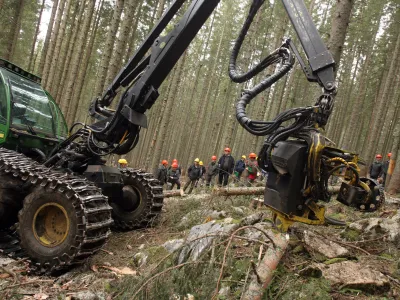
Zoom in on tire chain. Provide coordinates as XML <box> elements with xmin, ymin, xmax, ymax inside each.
<box><xmin>113</xmin><ymin>168</ymin><xmax>164</xmax><ymax>230</ymax></box>
<box><xmin>0</xmin><ymin>148</ymin><xmax>113</xmax><ymax>274</ymax></box>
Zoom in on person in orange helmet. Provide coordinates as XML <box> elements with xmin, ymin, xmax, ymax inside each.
<box><xmin>246</xmin><ymin>153</ymin><xmax>258</xmax><ymax>186</ymax></box>
<box><xmin>167</xmin><ymin>162</ymin><xmax>181</xmax><ymax>190</ymax></box>
<box><xmin>169</xmin><ymin>158</ymin><xmax>182</xmax><ymax>174</ymax></box>
<box><xmin>156</xmin><ymin>160</ymin><xmax>168</xmax><ymax>187</ymax></box>
<box><xmin>218</xmin><ymin>147</ymin><xmax>235</xmax><ymax>186</ymax></box>
<box><xmin>206</xmin><ymin>155</ymin><xmax>218</xmax><ymax>187</ymax></box>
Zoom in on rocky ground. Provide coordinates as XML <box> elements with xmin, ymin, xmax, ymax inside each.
<box><xmin>0</xmin><ymin>189</ymin><xmax>399</xmax><ymax>300</ymax></box>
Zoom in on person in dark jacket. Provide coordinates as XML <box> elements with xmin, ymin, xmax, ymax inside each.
<box><xmin>167</xmin><ymin>162</ymin><xmax>181</xmax><ymax>190</ymax></box>
<box><xmin>183</xmin><ymin>158</ymin><xmax>202</xmax><ymax>194</ymax></box>
<box><xmin>382</xmin><ymin>153</ymin><xmax>392</xmax><ymax>186</ymax></box>
<box><xmin>218</xmin><ymin>148</ymin><xmax>235</xmax><ymax>186</ymax></box>
<box><xmin>156</xmin><ymin>160</ymin><xmax>169</xmax><ymax>187</ymax></box>
<box><xmin>234</xmin><ymin>155</ymin><xmax>246</xmax><ymax>181</ymax></box>
<box><xmin>206</xmin><ymin>156</ymin><xmax>219</xmax><ymax>187</ymax></box>
<box><xmin>369</xmin><ymin>154</ymin><xmax>383</xmax><ymax>180</ymax></box>
<box><xmin>169</xmin><ymin>159</ymin><xmax>182</xmax><ymax>174</ymax></box>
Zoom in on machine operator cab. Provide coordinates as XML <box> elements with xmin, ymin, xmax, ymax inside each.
<box><xmin>0</xmin><ymin>59</ymin><xmax>68</xmax><ymax>161</ymax></box>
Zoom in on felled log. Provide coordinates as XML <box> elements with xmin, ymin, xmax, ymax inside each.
<box><xmin>163</xmin><ymin>189</ymin><xmax>185</xmax><ymax>198</ymax></box>
<box><xmin>163</xmin><ymin>186</ymin><xmax>340</xmax><ymax>198</ymax></box>
<box><xmin>242</xmin><ymin>232</ymin><xmax>289</xmax><ymax>299</ymax></box>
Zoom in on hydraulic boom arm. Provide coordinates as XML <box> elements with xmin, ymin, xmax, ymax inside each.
<box><xmin>82</xmin><ymin>0</ymin><xmax>336</xmax><ymax>158</ymax></box>
<box><xmin>46</xmin><ymin>0</ymin><xmax>338</xmax><ymax>180</ymax></box>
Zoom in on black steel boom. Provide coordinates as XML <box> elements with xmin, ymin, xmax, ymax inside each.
<box><xmin>84</xmin><ymin>0</ymin><xmax>336</xmax><ymax>156</ymax></box>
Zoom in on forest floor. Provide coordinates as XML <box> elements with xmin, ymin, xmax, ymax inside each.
<box><xmin>0</xmin><ymin>188</ymin><xmax>399</xmax><ymax>300</ymax></box>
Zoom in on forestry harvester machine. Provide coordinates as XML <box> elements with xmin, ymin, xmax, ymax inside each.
<box><xmin>0</xmin><ymin>0</ymin><xmax>383</xmax><ymax>273</ymax></box>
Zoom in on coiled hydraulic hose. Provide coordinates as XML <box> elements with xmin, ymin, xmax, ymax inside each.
<box><xmin>230</xmin><ymin>0</ymin><xmax>297</xmax><ymax>137</ymax></box>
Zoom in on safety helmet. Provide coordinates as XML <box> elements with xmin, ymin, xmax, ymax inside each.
<box><xmin>249</xmin><ymin>153</ymin><xmax>257</xmax><ymax>159</ymax></box>
<box><xmin>211</xmin><ymin>155</ymin><xmax>217</xmax><ymax>161</ymax></box>
<box><xmin>172</xmin><ymin>163</ymin><xmax>178</xmax><ymax>168</ymax></box>
<box><xmin>118</xmin><ymin>159</ymin><xmax>128</xmax><ymax>164</ymax></box>
<box><xmin>200</xmin><ymin>161</ymin><xmax>204</xmax><ymax>166</ymax></box>
<box><xmin>388</xmin><ymin>153</ymin><xmax>392</xmax><ymax>158</ymax></box>
<box><xmin>162</xmin><ymin>160</ymin><xmax>168</xmax><ymax>165</ymax></box>
<box><xmin>376</xmin><ymin>154</ymin><xmax>382</xmax><ymax>159</ymax></box>
<box><xmin>224</xmin><ymin>147</ymin><xmax>231</xmax><ymax>153</ymax></box>
<box><xmin>241</xmin><ymin>155</ymin><xmax>246</xmax><ymax>159</ymax></box>
<box><xmin>194</xmin><ymin>158</ymin><xmax>200</xmax><ymax>163</ymax></box>
<box><xmin>172</xmin><ymin>159</ymin><xmax>178</xmax><ymax>163</ymax></box>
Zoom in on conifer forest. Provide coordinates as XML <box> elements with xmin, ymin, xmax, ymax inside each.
<box><xmin>0</xmin><ymin>0</ymin><xmax>400</xmax><ymax>299</ymax></box>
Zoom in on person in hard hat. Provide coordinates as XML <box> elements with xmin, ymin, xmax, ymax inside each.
<box><xmin>183</xmin><ymin>158</ymin><xmax>202</xmax><ymax>194</ymax></box>
<box><xmin>169</xmin><ymin>159</ymin><xmax>182</xmax><ymax>174</ymax></box>
<box><xmin>118</xmin><ymin>158</ymin><xmax>128</xmax><ymax>169</ymax></box>
<box><xmin>382</xmin><ymin>153</ymin><xmax>392</xmax><ymax>186</ymax></box>
<box><xmin>156</xmin><ymin>160</ymin><xmax>169</xmax><ymax>187</ymax></box>
<box><xmin>234</xmin><ymin>155</ymin><xmax>246</xmax><ymax>181</ymax></box>
<box><xmin>206</xmin><ymin>156</ymin><xmax>219</xmax><ymax>187</ymax></box>
<box><xmin>167</xmin><ymin>162</ymin><xmax>181</xmax><ymax>190</ymax></box>
<box><xmin>369</xmin><ymin>154</ymin><xmax>383</xmax><ymax>180</ymax></box>
<box><xmin>246</xmin><ymin>153</ymin><xmax>258</xmax><ymax>186</ymax></box>
<box><xmin>218</xmin><ymin>148</ymin><xmax>235</xmax><ymax>187</ymax></box>
<box><xmin>196</xmin><ymin>161</ymin><xmax>207</xmax><ymax>187</ymax></box>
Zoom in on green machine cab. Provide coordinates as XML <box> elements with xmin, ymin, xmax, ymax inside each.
<box><xmin>0</xmin><ymin>59</ymin><xmax>68</xmax><ymax>161</ymax></box>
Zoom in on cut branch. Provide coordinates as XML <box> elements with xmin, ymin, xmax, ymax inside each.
<box><xmin>242</xmin><ymin>232</ymin><xmax>289</xmax><ymax>299</ymax></box>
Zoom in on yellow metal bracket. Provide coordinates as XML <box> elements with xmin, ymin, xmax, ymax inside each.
<box><xmin>269</xmin><ymin>200</ymin><xmax>326</xmax><ymax>232</ymax></box>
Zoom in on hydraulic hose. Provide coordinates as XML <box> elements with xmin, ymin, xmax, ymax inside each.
<box><xmin>229</xmin><ymin>0</ymin><xmax>296</xmax><ymax>137</ymax></box>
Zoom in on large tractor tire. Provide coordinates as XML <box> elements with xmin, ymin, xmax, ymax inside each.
<box><xmin>0</xmin><ymin>148</ymin><xmax>113</xmax><ymax>274</ymax></box>
<box><xmin>110</xmin><ymin>169</ymin><xmax>164</xmax><ymax>231</ymax></box>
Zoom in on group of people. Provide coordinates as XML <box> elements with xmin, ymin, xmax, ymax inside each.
<box><xmin>155</xmin><ymin>147</ymin><xmax>261</xmax><ymax>194</ymax></box>
<box><xmin>369</xmin><ymin>153</ymin><xmax>392</xmax><ymax>186</ymax></box>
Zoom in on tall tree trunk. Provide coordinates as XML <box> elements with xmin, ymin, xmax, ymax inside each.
<box><xmin>55</xmin><ymin>1</ymin><xmax>86</xmax><ymax>102</ymax></box>
<box><xmin>363</xmin><ymin>31</ymin><xmax>400</xmax><ymax>167</ymax></box>
<box><xmin>6</xmin><ymin>0</ymin><xmax>25</xmax><ymax>61</ymax></box>
<box><xmin>155</xmin><ymin>0</ymin><xmax>166</xmax><ymax>20</ymax></box>
<box><xmin>328</xmin><ymin>0</ymin><xmax>354</xmax><ymax>74</ymax></box>
<box><xmin>28</xmin><ymin>0</ymin><xmax>46</xmax><ymax>72</ymax></box>
<box><xmin>93</xmin><ymin>0</ymin><xmax>124</xmax><ymax>98</ymax></box>
<box><xmin>105</xmin><ymin>0</ymin><xmax>139</xmax><ymax>88</ymax></box>
<box><xmin>42</xmin><ymin>0</ymin><xmax>67</xmax><ymax>85</ymax></box>
<box><xmin>45</xmin><ymin>0</ymin><xmax>73</xmax><ymax>93</ymax></box>
<box><xmin>38</xmin><ymin>0</ymin><xmax>59</xmax><ymax>76</ymax></box>
<box><xmin>151</xmin><ymin>53</ymin><xmax>187</xmax><ymax>172</ymax></box>
<box><xmin>72</xmin><ymin>0</ymin><xmax>105</xmax><ymax>122</ymax></box>
<box><xmin>124</xmin><ymin>0</ymin><xmax>144</xmax><ymax>63</ymax></box>
<box><xmin>386</xmin><ymin>121</ymin><xmax>399</xmax><ymax>189</ymax></box>
<box><xmin>61</xmin><ymin>0</ymin><xmax>96</xmax><ymax>123</ymax></box>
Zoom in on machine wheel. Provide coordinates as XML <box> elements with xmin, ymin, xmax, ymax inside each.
<box><xmin>0</xmin><ymin>148</ymin><xmax>113</xmax><ymax>274</ymax></box>
<box><xmin>111</xmin><ymin>169</ymin><xmax>164</xmax><ymax>231</ymax></box>
<box><xmin>357</xmin><ymin>177</ymin><xmax>385</xmax><ymax>212</ymax></box>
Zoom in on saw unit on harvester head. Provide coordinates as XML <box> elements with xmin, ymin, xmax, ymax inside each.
<box><xmin>0</xmin><ymin>0</ymin><xmax>383</xmax><ymax>273</ymax></box>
